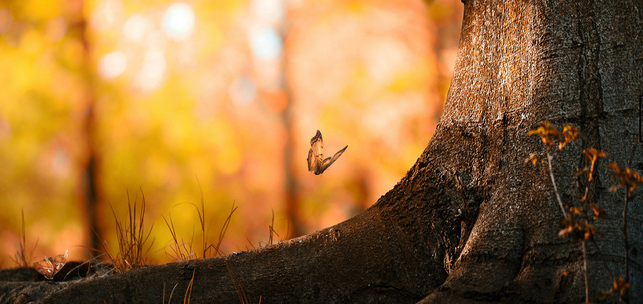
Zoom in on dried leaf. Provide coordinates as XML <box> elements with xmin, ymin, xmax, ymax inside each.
<box><xmin>582</xmin><ymin>148</ymin><xmax>606</xmax><ymax>181</ymax></box>
<box><xmin>559</xmin><ymin>125</ymin><xmax>579</xmax><ymax>150</ymax></box>
<box><xmin>590</xmin><ymin>203</ymin><xmax>606</xmax><ymax>220</ymax></box>
<box><xmin>576</xmin><ymin>167</ymin><xmax>590</xmax><ymax>176</ymax></box>
<box><xmin>570</xmin><ymin>207</ymin><xmax>582</xmax><ymax>215</ymax></box>
<box><xmin>528</xmin><ymin>121</ymin><xmax>558</xmax><ymax>150</ymax></box>
<box><xmin>607</xmin><ymin>162</ymin><xmax>643</xmax><ymax>195</ymax></box>
<box><xmin>525</xmin><ymin>153</ymin><xmax>540</xmax><ymax>166</ymax></box>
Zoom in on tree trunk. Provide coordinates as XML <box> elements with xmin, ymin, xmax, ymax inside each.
<box><xmin>74</xmin><ymin>1</ymin><xmax>104</xmax><ymax>252</ymax></box>
<box><xmin>2</xmin><ymin>0</ymin><xmax>642</xmax><ymax>303</ymax></box>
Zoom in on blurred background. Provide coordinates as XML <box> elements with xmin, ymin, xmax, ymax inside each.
<box><xmin>0</xmin><ymin>0</ymin><xmax>462</xmax><ymax>265</ymax></box>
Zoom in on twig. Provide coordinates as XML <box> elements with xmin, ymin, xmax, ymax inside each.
<box><xmin>622</xmin><ymin>191</ymin><xmax>630</xmax><ymax>304</ymax></box>
<box><xmin>582</xmin><ymin>240</ymin><xmax>589</xmax><ymax>303</ymax></box>
<box><xmin>623</xmin><ymin>144</ymin><xmax>636</xmax><ymax>304</ymax></box>
<box><xmin>546</xmin><ymin>151</ymin><xmax>566</xmax><ymax>216</ymax></box>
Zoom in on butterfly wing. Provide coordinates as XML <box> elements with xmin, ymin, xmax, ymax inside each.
<box><xmin>50</xmin><ymin>249</ymin><xmax>69</xmax><ymax>274</ymax></box>
<box><xmin>319</xmin><ymin>145</ymin><xmax>348</xmax><ymax>174</ymax></box>
<box><xmin>33</xmin><ymin>249</ymin><xmax>68</xmax><ymax>280</ymax></box>
<box><xmin>307</xmin><ymin>147</ymin><xmax>314</xmax><ymax>172</ymax></box>
<box><xmin>311</xmin><ymin>130</ymin><xmax>324</xmax><ymax>157</ymax></box>
<box><xmin>34</xmin><ymin>257</ymin><xmax>55</xmax><ymax>280</ymax></box>
<box><xmin>308</xmin><ymin>130</ymin><xmax>324</xmax><ymax>173</ymax></box>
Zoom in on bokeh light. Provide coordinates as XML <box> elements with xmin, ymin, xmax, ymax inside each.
<box><xmin>98</xmin><ymin>51</ymin><xmax>127</xmax><ymax>79</ymax></box>
<box><xmin>229</xmin><ymin>76</ymin><xmax>256</xmax><ymax>105</ymax></box>
<box><xmin>0</xmin><ymin>0</ymin><xmax>463</xmax><ymax>266</ymax></box>
<box><xmin>91</xmin><ymin>0</ymin><xmax>123</xmax><ymax>32</ymax></box>
<box><xmin>163</xmin><ymin>2</ymin><xmax>195</xmax><ymax>42</ymax></box>
<box><xmin>249</xmin><ymin>26</ymin><xmax>282</xmax><ymax>60</ymax></box>
<box><xmin>123</xmin><ymin>14</ymin><xmax>152</xmax><ymax>42</ymax></box>
<box><xmin>137</xmin><ymin>50</ymin><xmax>166</xmax><ymax>90</ymax></box>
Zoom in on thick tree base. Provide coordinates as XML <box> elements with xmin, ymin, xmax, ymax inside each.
<box><xmin>2</xmin><ymin>0</ymin><xmax>642</xmax><ymax>302</ymax></box>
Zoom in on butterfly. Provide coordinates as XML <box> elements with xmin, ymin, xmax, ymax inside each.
<box><xmin>307</xmin><ymin>130</ymin><xmax>348</xmax><ymax>175</ymax></box>
<box><xmin>33</xmin><ymin>249</ymin><xmax>68</xmax><ymax>280</ymax></box>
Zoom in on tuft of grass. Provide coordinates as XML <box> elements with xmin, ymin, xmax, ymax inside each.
<box><xmin>267</xmin><ymin>210</ymin><xmax>280</xmax><ymax>247</ymax></box>
<box><xmin>207</xmin><ymin>201</ymin><xmax>238</xmax><ymax>257</ymax></box>
<box><xmin>161</xmin><ymin>214</ymin><xmax>196</xmax><ymax>261</ymax></box>
<box><xmin>99</xmin><ymin>190</ymin><xmax>154</xmax><ymax>273</ymax></box>
<box><xmin>194</xmin><ymin>183</ymin><xmax>210</xmax><ymax>258</ymax></box>
<box><xmin>261</xmin><ymin>210</ymin><xmax>282</xmax><ymax>248</ymax></box>
<box><xmin>245</xmin><ymin>210</ymin><xmax>285</xmax><ymax>250</ymax></box>
<box><xmin>162</xmin><ymin>198</ymin><xmax>238</xmax><ymax>262</ymax></box>
<box><xmin>190</xmin><ymin>180</ymin><xmax>237</xmax><ymax>258</ymax></box>
<box><xmin>10</xmin><ymin>210</ymin><xmax>38</xmax><ymax>268</ymax></box>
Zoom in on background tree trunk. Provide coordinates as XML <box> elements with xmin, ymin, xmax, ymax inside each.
<box><xmin>2</xmin><ymin>0</ymin><xmax>642</xmax><ymax>303</ymax></box>
<box><xmin>73</xmin><ymin>0</ymin><xmax>104</xmax><ymax>252</ymax></box>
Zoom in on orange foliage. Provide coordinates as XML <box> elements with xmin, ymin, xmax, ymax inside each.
<box><xmin>0</xmin><ymin>0</ymin><xmax>462</xmax><ymax>266</ymax></box>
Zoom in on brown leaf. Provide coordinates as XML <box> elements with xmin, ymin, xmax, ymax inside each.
<box><xmin>590</xmin><ymin>203</ymin><xmax>606</xmax><ymax>220</ymax></box>
<box><xmin>525</xmin><ymin>153</ymin><xmax>540</xmax><ymax>166</ymax></box>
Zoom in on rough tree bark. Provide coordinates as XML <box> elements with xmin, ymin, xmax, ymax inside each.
<box><xmin>2</xmin><ymin>0</ymin><xmax>642</xmax><ymax>303</ymax></box>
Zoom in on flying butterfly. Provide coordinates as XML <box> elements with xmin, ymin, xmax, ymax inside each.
<box><xmin>307</xmin><ymin>130</ymin><xmax>348</xmax><ymax>175</ymax></box>
<box><xmin>33</xmin><ymin>249</ymin><xmax>68</xmax><ymax>280</ymax></box>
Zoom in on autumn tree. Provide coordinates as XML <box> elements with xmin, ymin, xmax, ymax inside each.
<box><xmin>3</xmin><ymin>0</ymin><xmax>642</xmax><ymax>303</ymax></box>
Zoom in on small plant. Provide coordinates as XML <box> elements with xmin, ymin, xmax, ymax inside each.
<box><xmin>99</xmin><ymin>190</ymin><xmax>154</xmax><ymax>273</ymax></box>
<box><xmin>210</xmin><ymin>201</ymin><xmax>238</xmax><ymax>257</ymax></box>
<box><xmin>244</xmin><ymin>210</ymin><xmax>284</xmax><ymax>250</ymax></box>
<box><xmin>266</xmin><ymin>210</ymin><xmax>280</xmax><ymax>247</ymax></box>
<box><xmin>603</xmin><ymin>162</ymin><xmax>642</xmax><ymax>303</ymax></box>
<box><xmin>528</xmin><ymin>122</ymin><xmax>612</xmax><ymax>303</ymax></box>
<box><xmin>162</xmin><ymin>214</ymin><xmax>196</xmax><ymax>261</ymax></box>
<box><xmin>527</xmin><ymin>121</ymin><xmax>580</xmax><ymax>216</ymax></box>
<box><xmin>10</xmin><ymin>210</ymin><xmax>38</xmax><ymax>268</ymax></box>
<box><xmin>162</xmin><ymin>197</ymin><xmax>238</xmax><ymax>261</ymax></box>
<box><xmin>260</xmin><ymin>210</ymin><xmax>281</xmax><ymax>248</ymax></box>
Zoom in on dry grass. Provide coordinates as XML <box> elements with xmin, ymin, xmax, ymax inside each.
<box><xmin>10</xmin><ymin>210</ymin><xmax>38</xmax><ymax>268</ymax></box>
<box><xmin>245</xmin><ymin>210</ymin><xmax>283</xmax><ymax>250</ymax></box>
<box><xmin>162</xmin><ymin>195</ymin><xmax>238</xmax><ymax>261</ymax></box>
<box><xmin>209</xmin><ymin>201</ymin><xmax>238</xmax><ymax>257</ymax></box>
<box><xmin>98</xmin><ymin>190</ymin><xmax>154</xmax><ymax>273</ymax></box>
<box><xmin>267</xmin><ymin>210</ymin><xmax>280</xmax><ymax>247</ymax></box>
<box><xmin>162</xmin><ymin>282</ymin><xmax>179</xmax><ymax>304</ymax></box>
<box><xmin>183</xmin><ymin>269</ymin><xmax>196</xmax><ymax>304</ymax></box>
<box><xmin>161</xmin><ymin>214</ymin><xmax>196</xmax><ymax>261</ymax></box>
<box><xmin>161</xmin><ymin>268</ymin><xmax>196</xmax><ymax>304</ymax></box>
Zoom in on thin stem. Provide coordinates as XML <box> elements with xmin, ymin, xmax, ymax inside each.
<box><xmin>623</xmin><ymin>191</ymin><xmax>630</xmax><ymax>304</ymax></box>
<box><xmin>622</xmin><ymin>143</ymin><xmax>635</xmax><ymax>304</ymax></box>
<box><xmin>546</xmin><ymin>151</ymin><xmax>566</xmax><ymax>217</ymax></box>
<box><xmin>581</xmin><ymin>186</ymin><xmax>589</xmax><ymax>205</ymax></box>
<box><xmin>582</xmin><ymin>240</ymin><xmax>589</xmax><ymax>304</ymax></box>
